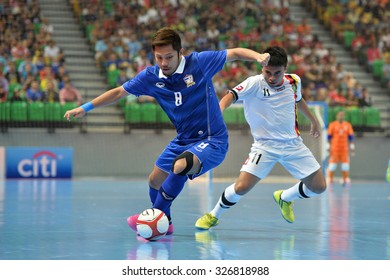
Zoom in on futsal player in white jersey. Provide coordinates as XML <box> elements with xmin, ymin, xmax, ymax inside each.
<box><xmin>64</xmin><ymin>27</ymin><xmax>270</xmax><ymax>236</ymax></box>
<box><xmin>196</xmin><ymin>46</ymin><xmax>327</xmax><ymax>228</ymax></box>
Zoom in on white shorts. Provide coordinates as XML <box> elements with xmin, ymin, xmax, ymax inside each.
<box><xmin>240</xmin><ymin>137</ymin><xmax>321</xmax><ymax>180</ymax></box>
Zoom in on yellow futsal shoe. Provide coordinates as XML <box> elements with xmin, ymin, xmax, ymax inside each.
<box><xmin>273</xmin><ymin>190</ymin><xmax>295</xmax><ymax>223</ymax></box>
<box><xmin>195</xmin><ymin>213</ymin><xmax>219</xmax><ymax>230</ymax></box>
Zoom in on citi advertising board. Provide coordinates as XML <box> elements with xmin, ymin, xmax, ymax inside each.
<box><xmin>5</xmin><ymin>147</ymin><xmax>73</xmax><ymax>178</ymax></box>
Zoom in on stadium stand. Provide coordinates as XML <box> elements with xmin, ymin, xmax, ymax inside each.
<box><xmin>303</xmin><ymin>0</ymin><xmax>389</xmax><ymax>132</ymax></box>
<box><xmin>1</xmin><ymin>0</ymin><xmax>388</xmax><ymax>135</ymax></box>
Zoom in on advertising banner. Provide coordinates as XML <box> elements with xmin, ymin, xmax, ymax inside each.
<box><xmin>5</xmin><ymin>147</ymin><xmax>73</xmax><ymax>179</ymax></box>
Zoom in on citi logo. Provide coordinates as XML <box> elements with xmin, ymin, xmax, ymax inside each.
<box><xmin>17</xmin><ymin>151</ymin><xmax>58</xmax><ymax>178</ymax></box>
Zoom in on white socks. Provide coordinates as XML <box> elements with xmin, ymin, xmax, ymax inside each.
<box><xmin>210</xmin><ymin>182</ymin><xmax>318</xmax><ymax>218</ymax></box>
<box><xmin>210</xmin><ymin>183</ymin><xmax>241</xmax><ymax>218</ymax></box>
<box><xmin>281</xmin><ymin>182</ymin><xmax>318</xmax><ymax>202</ymax></box>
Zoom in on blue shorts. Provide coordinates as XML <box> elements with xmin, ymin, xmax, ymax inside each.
<box><xmin>155</xmin><ymin>137</ymin><xmax>228</xmax><ymax>179</ymax></box>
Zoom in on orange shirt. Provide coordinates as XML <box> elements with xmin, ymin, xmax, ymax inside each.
<box><xmin>327</xmin><ymin>120</ymin><xmax>354</xmax><ymax>153</ymax></box>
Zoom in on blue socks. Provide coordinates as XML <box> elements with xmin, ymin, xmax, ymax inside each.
<box><xmin>152</xmin><ymin>172</ymin><xmax>187</xmax><ymax>220</ymax></box>
<box><xmin>149</xmin><ymin>186</ymin><xmax>158</xmax><ymax>204</ymax></box>
<box><xmin>149</xmin><ymin>186</ymin><xmax>171</xmax><ymax>219</ymax></box>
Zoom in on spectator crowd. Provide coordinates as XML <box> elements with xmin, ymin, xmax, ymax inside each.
<box><xmin>0</xmin><ymin>0</ymin><xmax>82</xmax><ymax>106</ymax></box>
<box><xmin>2</xmin><ymin>0</ymin><xmax>389</xmax><ymax>115</ymax></box>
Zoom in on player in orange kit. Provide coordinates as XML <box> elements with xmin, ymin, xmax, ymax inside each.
<box><xmin>327</xmin><ymin>110</ymin><xmax>355</xmax><ymax>186</ymax></box>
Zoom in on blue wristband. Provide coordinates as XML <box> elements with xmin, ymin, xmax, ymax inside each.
<box><xmin>81</xmin><ymin>102</ymin><xmax>94</xmax><ymax>112</ymax></box>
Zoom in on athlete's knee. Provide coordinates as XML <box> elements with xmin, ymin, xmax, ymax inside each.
<box><xmin>148</xmin><ymin>170</ymin><xmax>167</xmax><ymax>189</ymax></box>
<box><xmin>148</xmin><ymin>173</ymin><xmax>161</xmax><ymax>190</ymax></box>
<box><xmin>317</xmin><ymin>178</ymin><xmax>327</xmax><ymax>193</ymax></box>
<box><xmin>305</xmin><ymin>171</ymin><xmax>327</xmax><ymax>194</ymax></box>
<box><xmin>305</xmin><ymin>183</ymin><xmax>326</xmax><ymax>196</ymax></box>
<box><xmin>171</xmin><ymin>152</ymin><xmax>194</xmax><ymax>176</ymax></box>
<box><xmin>312</xmin><ymin>177</ymin><xmax>327</xmax><ymax>194</ymax></box>
<box><xmin>148</xmin><ymin>174</ymin><xmax>160</xmax><ymax>189</ymax></box>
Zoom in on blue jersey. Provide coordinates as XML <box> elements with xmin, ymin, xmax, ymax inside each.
<box><xmin>122</xmin><ymin>50</ymin><xmax>228</xmax><ymax>143</ymax></box>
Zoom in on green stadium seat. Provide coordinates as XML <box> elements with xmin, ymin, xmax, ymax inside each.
<box><xmin>140</xmin><ymin>103</ymin><xmax>157</xmax><ymax>123</ymax></box>
<box><xmin>61</xmin><ymin>102</ymin><xmax>78</xmax><ymax>117</ymax></box>
<box><xmin>14</xmin><ymin>58</ymin><xmax>25</xmax><ymax>69</ymax></box>
<box><xmin>28</xmin><ymin>102</ymin><xmax>45</xmax><ymax>121</ymax></box>
<box><xmin>223</xmin><ymin>107</ymin><xmax>238</xmax><ymax>125</ymax></box>
<box><xmin>343</xmin><ymin>31</ymin><xmax>355</xmax><ymax>49</ymax></box>
<box><xmin>118</xmin><ymin>97</ymin><xmax>127</xmax><ymax>109</ymax></box>
<box><xmin>298</xmin><ymin>111</ymin><xmax>311</xmax><ymax>126</ymax></box>
<box><xmin>343</xmin><ymin>108</ymin><xmax>351</xmax><ymax>123</ymax></box>
<box><xmin>372</xmin><ymin>59</ymin><xmax>384</xmax><ymax>80</ymax></box>
<box><xmin>328</xmin><ymin>106</ymin><xmax>343</xmax><ymax>123</ymax></box>
<box><xmin>239</xmin><ymin>41</ymin><xmax>250</xmax><ymax>48</ymax></box>
<box><xmin>45</xmin><ymin>102</ymin><xmax>62</xmax><ymax>121</ymax></box>
<box><xmin>85</xmin><ymin>24</ymin><xmax>95</xmax><ymax>42</ymax></box>
<box><xmin>287</xmin><ymin>63</ymin><xmax>297</xmax><ymax>73</ymax></box>
<box><xmin>300</xmin><ymin>107</ymin><xmax>319</xmax><ymax>127</ymax></box>
<box><xmin>10</xmin><ymin>101</ymin><xmax>28</xmax><ymax>121</ymax></box>
<box><xmin>327</xmin><ymin>107</ymin><xmax>335</xmax><ymax>123</ymax></box>
<box><xmin>156</xmin><ymin>106</ymin><xmax>170</xmax><ymax>124</ymax></box>
<box><xmin>363</xmin><ymin>107</ymin><xmax>381</xmax><ymax>128</ymax></box>
<box><xmin>236</xmin><ymin>106</ymin><xmax>246</xmax><ymax>125</ymax></box>
<box><xmin>124</xmin><ymin>103</ymin><xmax>141</xmax><ymax>123</ymax></box>
<box><xmin>0</xmin><ymin>102</ymin><xmax>11</xmax><ymax>121</ymax></box>
<box><xmin>107</xmin><ymin>69</ymin><xmax>121</xmax><ymax>88</ymax></box>
<box><xmin>7</xmin><ymin>83</ymin><xmax>22</xmax><ymax>99</ymax></box>
<box><xmin>244</xmin><ymin>16</ymin><xmax>256</xmax><ymax>33</ymax></box>
<box><xmin>33</xmin><ymin>22</ymin><xmax>41</xmax><ymax>35</ymax></box>
<box><xmin>347</xmin><ymin>107</ymin><xmax>364</xmax><ymax>127</ymax></box>
<box><xmin>103</xmin><ymin>0</ymin><xmax>113</xmax><ymax>13</ymax></box>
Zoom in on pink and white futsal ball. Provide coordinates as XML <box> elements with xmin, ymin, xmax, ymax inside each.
<box><xmin>136</xmin><ymin>208</ymin><xmax>169</xmax><ymax>241</ymax></box>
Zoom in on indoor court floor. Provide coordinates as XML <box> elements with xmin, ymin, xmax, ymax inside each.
<box><xmin>0</xmin><ymin>177</ymin><xmax>389</xmax><ymax>260</ymax></box>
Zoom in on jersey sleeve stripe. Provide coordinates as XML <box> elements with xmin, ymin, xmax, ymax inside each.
<box><xmin>229</xmin><ymin>89</ymin><xmax>239</xmax><ymax>103</ymax></box>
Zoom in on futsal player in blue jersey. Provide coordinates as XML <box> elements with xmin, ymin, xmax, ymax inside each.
<box><xmin>64</xmin><ymin>27</ymin><xmax>270</xmax><ymax>236</ymax></box>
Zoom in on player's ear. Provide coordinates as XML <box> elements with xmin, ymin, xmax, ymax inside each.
<box><xmin>179</xmin><ymin>48</ymin><xmax>184</xmax><ymax>56</ymax></box>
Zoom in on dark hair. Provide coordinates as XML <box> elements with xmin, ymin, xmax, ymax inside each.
<box><xmin>263</xmin><ymin>46</ymin><xmax>288</xmax><ymax>68</ymax></box>
<box><xmin>152</xmin><ymin>27</ymin><xmax>182</xmax><ymax>52</ymax></box>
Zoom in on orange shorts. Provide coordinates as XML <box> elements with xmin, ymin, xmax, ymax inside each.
<box><xmin>329</xmin><ymin>151</ymin><xmax>349</xmax><ymax>163</ymax></box>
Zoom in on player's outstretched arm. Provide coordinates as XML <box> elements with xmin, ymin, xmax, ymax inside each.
<box><xmin>64</xmin><ymin>86</ymin><xmax>128</xmax><ymax>121</ymax></box>
<box><xmin>297</xmin><ymin>99</ymin><xmax>321</xmax><ymax>138</ymax></box>
<box><xmin>226</xmin><ymin>48</ymin><xmax>270</xmax><ymax>66</ymax></box>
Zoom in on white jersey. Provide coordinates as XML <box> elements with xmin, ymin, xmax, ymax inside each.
<box><xmin>231</xmin><ymin>73</ymin><xmax>302</xmax><ymax>142</ymax></box>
